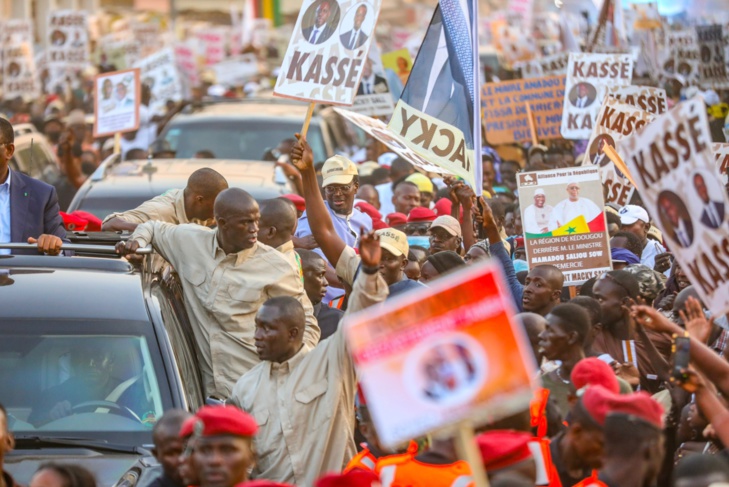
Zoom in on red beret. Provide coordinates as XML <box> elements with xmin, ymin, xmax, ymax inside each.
<box><xmin>314</xmin><ymin>470</ymin><xmax>380</xmax><ymax>487</ymax></box>
<box><xmin>60</xmin><ymin>211</ymin><xmax>88</xmax><ymax>232</ymax></box>
<box><xmin>385</xmin><ymin>212</ymin><xmax>407</xmax><ymax>227</ymax></box>
<box><xmin>235</xmin><ymin>481</ymin><xmax>296</xmax><ymax>487</ymax></box>
<box><xmin>281</xmin><ymin>194</ymin><xmax>306</xmax><ymax>212</ymax></box>
<box><xmin>476</xmin><ymin>430</ymin><xmax>533</xmax><ymax>471</ymax></box>
<box><xmin>515</xmin><ymin>237</ymin><xmax>525</xmax><ymax>249</ymax></box>
<box><xmin>355</xmin><ymin>201</ymin><xmax>382</xmax><ymax>221</ymax></box>
<box><xmin>371</xmin><ymin>218</ymin><xmax>389</xmax><ymax>230</ymax></box>
<box><xmin>70</xmin><ymin>211</ymin><xmax>102</xmax><ymax>231</ymax></box>
<box><xmin>433</xmin><ymin>198</ymin><xmax>464</xmax><ymax>220</ymax></box>
<box><xmin>571</xmin><ymin>358</ymin><xmax>620</xmax><ymax>394</ymax></box>
<box><xmin>180</xmin><ymin>406</ymin><xmax>258</xmax><ymax>439</ymax></box>
<box><xmin>408</xmin><ymin>206</ymin><xmax>437</xmax><ymax>223</ymax></box>
<box><xmin>580</xmin><ymin>385</ymin><xmax>618</xmax><ymax>426</ymax></box>
<box><xmin>607</xmin><ymin>391</ymin><xmax>664</xmax><ymax>428</ymax></box>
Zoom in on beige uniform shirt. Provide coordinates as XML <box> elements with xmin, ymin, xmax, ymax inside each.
<box><xmin>276</xmin><ymin>240</ymin><xmax>303</xmax><ymax>283</ymax></box>
<box><xmin>130</xmin><ymin>221</ymin><xmax>321</xmax><ymax>398</ymax></box>
<box><xmin>103</xmin><ymin>188</ymin><xmax>189</xmax><ymax>226</ymax></box>
<box><xmin>230</xmin><ymin>268</ymin><xmax>388</xmax><ymax>485</ymax></box>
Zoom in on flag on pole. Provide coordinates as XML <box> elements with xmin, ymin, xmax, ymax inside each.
<box><xmin>387</xmin><ymin>0</ymin><xmax>482</xmax><ymax>191</ymax></box>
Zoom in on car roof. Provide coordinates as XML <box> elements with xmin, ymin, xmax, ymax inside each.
<box><xmin>85</xmin><ymin>158</ymin><xmax>287</xmax><ymax>199</ymax></box>
<box><xmin>170</xmin><ymin>99</ymin><xmax>315</xmax><ymax>124</ymax></box>
<box><xmin>0</xmin><ymin>255</ymin><xmax>149</xmax><ymax>321</ymax></box>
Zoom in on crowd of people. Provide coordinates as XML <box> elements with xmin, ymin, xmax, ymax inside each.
<box><xmin>4</xmin><ymin>14</ymin><xmax>729</xmax><ymax>487</ymax></box>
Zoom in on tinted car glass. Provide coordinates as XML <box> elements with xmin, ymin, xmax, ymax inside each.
<box><xmin>76</xmin><ymin>196</ymin><xmax>151</xmax><ymax>220</ymax></box>
<box><xmin>163</xmin><ymin>120</ymin><xmax>327</xmax><ymax>162</ymax></box>
<box><xmin>1</xmin><ymin>319</ymin><xmax>171</xmax><ymax>444</ymax></box>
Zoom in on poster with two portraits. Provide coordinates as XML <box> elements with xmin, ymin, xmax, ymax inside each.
<box><xmin>621</xmin><ymin>97</ymin><xmax>729</xmax><ymax>316</ymax></box>
<box><xmin>93</xmin><ymin>68</ymin><xmax>141</xmax><ymax>138</ymax></box>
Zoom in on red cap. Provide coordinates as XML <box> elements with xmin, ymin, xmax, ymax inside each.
<box><xmin>371</xmin><ymin>218</ymin><xmax>389</xmax><ymax>230</ymax></box>
<box><xmin>571</xmin><ymin>358</ymin><xmax>620</xmax><ymax>394</ymax></box>
<box><xmin>476</xmin><ymin>430</ymin><xmax>533</xmax><ymax>471</ymax></box>
<box><xmin>314</xmin><ymin>470</ymin><xmax>380</xmax><ymax>487</ymax></box>
<box><xmin>70</xmin><ymin>211</ymin><xmax>102</xmax><ymax>232</ymax></box>
<box><xmin>607</xmin><ymin>391</ymin><xmax>664</xmax><ymax>428</ymax></box>
<box><xmin>355</xmin><ymin>201</ymin><xmax>382</xmax><ymax>221</ymax></box>
<box><xmin>515</xmin><ymin>237</ymin><xmax>525</xmax><ymax>249</ymax></box>
<box><xmin>281</xmin><ymin>194</ymin><xmax>305</xmax><ymax>212</ymax></box>
<box><xmin>235</xmin><ymin>482</ymin><xmax>297</xmax><ymax>487</ymax></box>
<box><xmin>580</xmin><ymin>385</ymin><xmax>619</xmax><ymax>426</ymax></box>
<box><xmin>179</xmin><ymin>406</ymin><xmax>258</xmax><ymax>439</ymax></box>
<box><xmin>433</xmin><ymin>198</ymin><xmax>464</xmax><ymax>220</ymax></box>
<box><xmin>407</xmin><ymin>206</ymin><xmax>437</xmax><ymax>223</ymax></box>
<box><xmin>60</xmin><ymin>211</ymin><xmax>88</xmax><ymax>232</ymax></box>
<box><xmin>386</xmin><ymin>212</ymin><xmax>407</xmax><ymax>227</ymax></box>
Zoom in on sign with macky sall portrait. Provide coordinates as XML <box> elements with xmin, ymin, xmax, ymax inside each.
<box><xmin>621</xmin><ymin>97</ymin><xmax>729</xmax><ymax>316</ymax></box>
<box><xmin>274</xmin><ymin>0</ymin><xmax>383</xmax><ymax>105</ymax></box>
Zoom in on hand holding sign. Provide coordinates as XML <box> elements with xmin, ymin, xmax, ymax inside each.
<box><xmin>291</xmin><ymin>133</ymin><xmax>314</xmax><ymax>172</ymax></box>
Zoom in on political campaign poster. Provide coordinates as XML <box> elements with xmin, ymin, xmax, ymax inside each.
<box><xmin>513</xmin><ymin>52</ymin><xmax>569</xmax><ymax>79</ymax></box>
<box><xmin>93</xmin><ymin>68</ymin><xmax>141</xmax><ymax>138</ymax></box>
<box><xmin>607</xmin><ymin>85</ymin><xmax>667</xmax><ymax>114</ymax></box>
<box><xmin>560</xmin><ymin>53</ymin><xmax>634</xmax><ymax>139</ymax></box>
<box><xmin>2</xmin><ymin>20</ymin><xmax>40</xmax><ymax>99</ymax></box>
<box><xmin>388</xmin><ymin>0</ymin><xmax>483</xmax><ymax>191</ymax></box>
<box><xmin>212</xmin><ymin>55</ymin><xmax>259</xmax><ymax>87</ymax></box>
<box><xmin>351</xmin><ymin>46</ymin><xmax>394</xmax><ymax>117</ymax></box>
<box><xmin>382</xmin><ymin>48</ymin><xmax>412</xmax><ymax>87</ymax></box>
<box><xmin>47</xmin><ymin>10</ymin><xmax>89</xmax><ymax>71</ymax></box>
<box><xmin>132</xmin><ymin>22</ymin><xmax>161</xmax><ymax>58</ymax></box>
<box><xmin>194</xmin><ymin>28</ymin><xmax>227</xmax><ymax>67</ymax></box>
<box><xmin>274</xmin><ymin>0</ymin><xmax>383</xmax><ymax>105</ymax></box>
<box><xmin>664</xmin><ymin>30</ymin><xmax>699</xmax><ymax>84</ymax></box>
<box><xmin>621</xmin><ymin>97</ymin><xmax>729</xmax><ymax>316</ymax></box>
<box><xmin>714</xmin><ymin>143</ymin><xmax>729</xmax><ymax>186</ymax></box>
<box><xmin>697</xmin><ymin>25</ymin><xmax>728</xmax><ymax>86</ymax></box>
<box><xmin>583</xmin><ymin>96</ymin><xmax>656</xmax><ymax>206</ymax></box>
<box><xmin>135</xmin><ymin>48</ymin><xmax>183</xmax><ymax>116</ymax></box>
<box><xmin>517</xmin><ymin>166</ymin><xmax>611</xmax><ymax>285</ymax></box>
<box><xmin>345</xmin><ymin>260</ymin><xmax>535</xmax><ymax>448</ymax></box>
<box><xmin>98</xmin><ymin>38</ymin><xmax>141</xmax><ymax>70</ymax></box>
<box><xmin>631</xmin><ymin>2</ymin><xmax>661</xmax><ymax>30</ymax></box>
<box><xmin>174</xmin><ymin>42</ymin><xmax>200</xmax><ymax>90</ymax></box>
<box><xmin>481</xmin><ymin>75</ymin><xmax>565</xmax><ymax>145</ymax></box>
<box><xmin>507</xmin><ymin>0</ymin><xmax>534</xmax><ymax>33</ymax></box>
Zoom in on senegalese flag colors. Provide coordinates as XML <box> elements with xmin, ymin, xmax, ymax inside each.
<box><xmin>525</xmin><ymin>214</ymin><xmax>606</xmax><ymax>239</ymax></box>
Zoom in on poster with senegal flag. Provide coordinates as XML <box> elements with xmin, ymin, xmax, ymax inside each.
<box><xmin>517</xmin><ymin>166</ymin><xmax>612</xmax><ymax>285</ymax></box>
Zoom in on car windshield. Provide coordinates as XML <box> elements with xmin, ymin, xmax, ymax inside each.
<box><xmin>1</xmin><ymin>320</ymin><xmax>171</xmax><ymax>444</ymax></box>
<box><xmin>163</xmin><ymin>120</ymin><xmax>327</xmax><ymax>162</ymax></box>
<box><xmin>76</xmin><ymin>196</ymin><xmax>152</xmax><ymax>220</ymax></box>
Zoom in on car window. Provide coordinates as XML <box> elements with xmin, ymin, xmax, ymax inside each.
<box><xmin>0</xmin><ymin>321</ymin><xmax>170</xmax><ymax>440</ymax></box>
<box><xmin>75</xmin><ymin>196</ymin><xmax>151</xmax><ymax>220</ymax></box>
<box><xmin>13</xmin><ymin>144</ymin><xmax>60</xmax><ymax>184</ymax></box>
<box><xmin>163</xmin><ymin>120</ymin><xmax>328</xmax><ymax>163</ymax></box>
<box><xmin>151</xmin><ymin>282</ymin><xmax>204</xmax><ymax>410</ymax></box>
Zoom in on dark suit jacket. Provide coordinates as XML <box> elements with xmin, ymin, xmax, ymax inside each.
<box><xmin>666</xmin><ymin>219</ymin><xmax>694</xmax><ymax>248</ymax></box>
<box><xmin>700</xmin><ymin>201</ymin><xmax>725</xmax><ymax>228</ymax></box>
<box><xmin>340</xmin><ymin>29</ymin><xmax>368</xmax><ymax>50</ymax></box>
<box><xmin>9</xmin><ymin>170</ymin><xmax>67</xmax><ymax>253</ymax></box>
<box><xmin>357</xmin><ymin>74</ymin><xmax>388</xmax><ymax>95</ymax></box>
<box><xmin>570</xmin><ymin>95</ymin><xmax>595</xmax><ymax>108</ymax></box>
<box><xmin>302</xmin><ymin>23</ymin><xmax>336</xmax><ymax>45</ymax></box>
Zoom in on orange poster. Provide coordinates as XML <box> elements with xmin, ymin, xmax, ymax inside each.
<box><xmin>345</xmin><ymin>261</ymin><xmax>536</xmax><ymax>448</ymax></box>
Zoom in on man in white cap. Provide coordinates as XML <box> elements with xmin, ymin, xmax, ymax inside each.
<box><xmin>428</xmin><ymin>215</ymin><xmax>463</xmax><ymax>255</ymax></box>
<box><xmin>618</xmin><ymin>204</ymin><xmax>669</xmax><ymax>272</ymax></box>
<box><xmin>548</xmin><ymin>181</ymin><xmax>601</xmax><ymax>231</ymax></box>
<box><xmin>523</xmin><ymin>189</ymin><xmax>554</xmax><ymax>235</ymax></box>
<box><xmin>295</xmin><ymin>154</ymin><xmax>372</xmax><ymax>304</ymax></box>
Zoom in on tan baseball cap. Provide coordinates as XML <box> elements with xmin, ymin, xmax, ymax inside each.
<box><xmin>431</xmin><ymin>215</ymin><xmax>462</xmax><ymax>237</ymax></box>
<box><xmin>376</xmin><ymin>228</ymin><xmax>409</xmax><ymax>257</ymax></box>
<box><xmin>322</xmin><ymin>155</ymin><xmax>358</xmax><ymax>187</ymax></box>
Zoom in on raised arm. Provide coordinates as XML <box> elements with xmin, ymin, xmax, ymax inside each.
<box><xmin>675</xmin><ymin>369</ymin><xmax>729</xmax><ymax>448</ymax></box>
<box><xmin>482</xmin><ymin>197</ymin><xmax>523</xmax><ymax>311</ymax></box>
<box><xmin>102</xmin><ymin>191</ymin><xmax>177</xmax><ymax>232</ymax></box>
<box><xmin>116</xmin><ymin>220</ymin><xmax>182</xmax><ymax>268</ymax></box>
<box><xmin>290</xmin><ymin>134</ymin><xmax>346</xmax><ymax>267</ymax></box>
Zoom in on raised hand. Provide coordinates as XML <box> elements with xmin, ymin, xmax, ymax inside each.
<box><xmin>290</xmin><ymin>133</ymin><xmax>314</xmax><ymax>172</ymax></box>
<box><xmin>358</xmin><ymin>229</ymin><xmax>381</xmax><ymax>269</ymax></box>
<box><xmin>680</xmin><ymin>296</ymin><xmax>714</xmax><ymax>344</ymax></box>
<box><xmin>631</xmin><ymin>304</ymin><xmax>681</xmax><ymax>335</ymax></box>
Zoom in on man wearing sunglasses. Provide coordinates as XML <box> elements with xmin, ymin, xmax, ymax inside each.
<box><xmin>0</xmin><ymin>118</ymin><xmax>67</xmax><ymax>255</ymax></box>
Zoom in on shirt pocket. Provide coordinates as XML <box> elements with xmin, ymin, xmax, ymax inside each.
<box><xmin>293</xmin><ymin>378</ymin><xmax>332</xmax><ymax>431</ymax></box>
<box><xmin>225</xmin><ymin>285</ymin><xmax>263</xmax><ymax>315</ymax></box>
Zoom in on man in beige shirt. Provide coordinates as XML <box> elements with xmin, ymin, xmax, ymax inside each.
<box><xmin>117</xmin><ymin>188</ymin><xmax>320</xmax><ymax>398</ymax></box>
<box><xmin>258</xmin><ymin>198</ymin><xmax>302</xmax><ymax>281</ymax></box>
<box><xmin>102</xmin><ymin>168</ymin><xmax>228</xmax><ymax>231</ymax></box>
<box><xmin>229</xmin><ymin>230</ymin><xmax>388</xmax><ymax>485</ymax></box>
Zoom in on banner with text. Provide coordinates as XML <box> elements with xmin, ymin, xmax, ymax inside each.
<box><xmin>696</xmin><ymin>25</ymin><xmax>728</xmax><ymax>87</ymax></box>
<box><xmin>517</xmin><ymin>166</ymin><xmax>611</xmax><ymax>285</ymax></box>
<box><xmin>582</xmin><ymin>96</ymin><xmax>656</xmax><ymax>206</ymax></box>
<box><xmin>560</xmin><ymin>52</ymin><xmax>634</xmax><ymax>139</ymax></box>
<box><xmin>274</xmin><ymin>0</ymin><xmax>383</xmax><ymax>105</ymax></box>
<box><xmin>47</xmin><ymin>10</ymin><xmax>89</xmax><ymax>71</ymax></box>
<box><xmin>135</xmin><ymin>48</ymin><xmax>183</xmax><ymax>116</ymax></box>
<box><xmin>2</xmin><ymin>20</ymin><xmax>39</xmax><ymax>99</ymax></box>
<box><xmin>606</xmin><ymin>85</ymin><xmax>667</xmax><ymax>114</ymax></box>
<box><xmin>481</xmin><ymin>75</ymin><xmax>565</xmax><ymax>145</ymax></box>
<box><xmin>514</xmin><ymin>53</ymin><xmax>569</xmax><ymax>79</ymax></box>
<box><xmin>621</xmin><ymin>97</ymin><xmax>729</xmax><ymax>316</ymax></box>
<box><xmin>93</xmin><ymin>68</ymin><xmax>141</xmax><ymax>138</ymax></box>
<box><xmin>714</xmin><ymin>143</ymin><xmax>729</xmax><ymax>186</ymax></box>
<box><xmin>345</xmin><ymin>261</ymin><xmax>535</xmax><ymax>448</ymax></box>
<box><xmin>351</xmin><ymin>42</ymin><xmax>394</xmax><ymax>117</ymax></box>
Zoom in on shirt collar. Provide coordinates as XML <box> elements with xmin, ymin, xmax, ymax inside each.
<box><xmin>276</xmin><ymin>240</ymin><xmax>295</xmax><ymax>254</ymax></box>
<box><xmin>270</xmin><ymin>344</ymin><xmax>310</xmax><ymax>373</ymax></box>
<box><xmin>174</xmin><ymin>189</ymin><xmax>189</xmax><ymax>224</ymax></box>
<box><xmin>326</xmin><ymin>201</ymin><xmax>352</xmax><ymax>221</ymax></box>
<box><xmin>0</xmin><ymin>168</ymin><xmax>11</xmax><ymax>189</ymax></box>
<box><xmin>211</xmin><ymin>231</ymin><xmax>260</xmax><ymax>264</ymax></box>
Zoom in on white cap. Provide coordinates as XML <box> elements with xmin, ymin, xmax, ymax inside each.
<box><xmin>619</xmin><ymin>205</ymin><xmax>650</xmax><ymax>225</ymax></box>
<box><xmin>431</xmin><ymin>215</ymin><xmax>462</xmax><ymax>237</ymax></box>
<box><xmin>534</xmin><ymin>189</ymin><xmax>545</xmax><ymax>196</ymax></box>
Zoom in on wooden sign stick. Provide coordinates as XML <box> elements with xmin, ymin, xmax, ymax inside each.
<box><xmin>603</xmin><ymin>144</ymin><xmax>636</xmax><ymax>187</ymax></box>
<box><xmin>525</xmin><ymin>103</ymin><xmax>538</xmax><ymax>146</ymax></box>
<box><xmin>455</xmin><ymin>422</ymin><xmax>491</xmax><ymax>487</ymax></box>
<box><xmin>300</xmin><ymin>102</ymin><xmax>316</xmax><ymax>139</ymax></box>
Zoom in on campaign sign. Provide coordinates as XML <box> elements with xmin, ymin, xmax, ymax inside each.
<box><xmin>621</xmin><ymin>97</ymin><xmax>729</xmax><ymax>316</ymax></box>
<box><xmin>345</xmin><ymin>260</ymin><xmax>535</xmax><ymax>448</ymax></box>
<box><xmin>560</xmin><ymin>53</ymin><xmax>634</xmax><ymax>139</ymax></box>
<box><xmin>94</xmin><ymin>68</ymin><xmax>141</xmax><ymax>138</ymax></box>
<box><xmin>135</xmin><ymin>48</ymin><xmax>184</xmax><ymax>116</ymax></box>
<box><xmin>606</xmin><ymin>85</ymin><xmax>667</xmax><ymax>115</ymax></box>
<box><xmin>275</xmin><ymin>0</ymin><xmax>383</xmax><ymax>105</ymax></box>
<box><xmin>47</xmin><ymin>10</ymin><xmax>89</xmax><ymax>70</ymax></box>
<box><xmin>517</xmin><ymin>166</ymin><xmax>612</xmax><ymax>285</ymax></box>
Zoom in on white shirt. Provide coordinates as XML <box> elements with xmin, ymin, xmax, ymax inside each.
<box><xmin>0</xmin><ymin>170</ymin><xmax>11</xmax><ymax>256</ymax></box>
<box><xmin>360</xmin><ymin>74</ymin><xmax>374</xmax><ymax>95</ymax></box>
<box><xmin>309</xmin><ymin>27</ymin><xmax>322</xmax><ymax>43</ymax></box>
<box><xmin>523</xmin><ymin>203</ymin><xmax>554</xmax><ymax>235</ymax></box>
<box><xmin>640</xmin><ymin>238</ymin><xmax>666</xmax><ymax>270</ymax></box>
<box><xmin>375</xmin><ymin>182</ymin><xmax>395</xmax><ymax>216</ymax></box>
<box><xmin>348</xmin><ymin>30</ymin><xmax>360</xmax><ymax>49</ymax></box>
<box><xmin>120</xmin><ymin>105</ymin><xmax>158</xmax><ymax>159</ymax></box>
<box><xmin>548</xmin><ymin>197</ymin><xmax>602</xmax><ymax>231</ymax></box>
<box><xmin>577</xmin><ymin>96</ymin><xmax>589</xmax><ymax>108</ymax></box>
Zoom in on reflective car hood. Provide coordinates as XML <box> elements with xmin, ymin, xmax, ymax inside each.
<box><xmin>6</xmin><ymin>449</ymin><xmax>151</xmax><ymax>486</ymax></box>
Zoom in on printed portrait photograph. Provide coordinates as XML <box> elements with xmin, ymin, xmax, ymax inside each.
<box><xmin>301</xmin><ymin>0</ymin><xmax>341</xmax><ymax>46</ymax></box>
<box><xmin>568</xmin><ymin>81</ymin><xmax>597</xmax><ymax>109</ymax></box>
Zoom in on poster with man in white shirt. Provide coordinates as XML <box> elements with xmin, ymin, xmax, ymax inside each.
<box><xmin>522</xmin><ymin>189</ymin><xmax>554</xmax><ymax>235</ymax></box>
<box><xmin>275</xmin><ymin>0</ymin><xmax>383</xmax><ymax>105</ymax></box>
<box><xmin>351</xmin><ymin>43</ymin><xmax>394</xmax><ymax>117</ymax></box>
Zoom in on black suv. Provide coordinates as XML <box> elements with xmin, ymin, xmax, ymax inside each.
<box><xmin>0</xmin><ymin>241</ymin><xmax>204</xmax><ymax>486</ymax></box>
